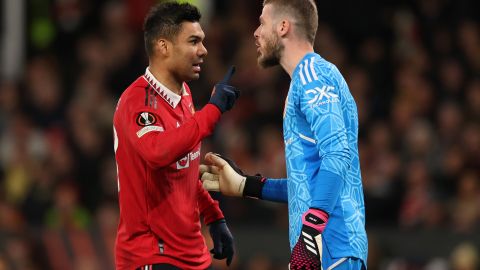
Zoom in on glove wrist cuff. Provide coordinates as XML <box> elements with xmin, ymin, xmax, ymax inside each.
<box><xmin>243</xmin><ymin>175</ymin><xmax>266</xmax><ymax>199</ymax></box>
<box><xmin>208</xmin><ymin>218</ymin><xmax>226</xmax><ymax>226</ymax></box>
<box><xmin>302</xmin><ymin>208</ymin><xmax>328</xmax><ymax>233</ymax></box>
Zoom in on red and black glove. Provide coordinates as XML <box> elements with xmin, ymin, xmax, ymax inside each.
<box><xmin>289</xmin><ymin>208</ymin><xmax>328</xmax><ymax>270</ymax></box>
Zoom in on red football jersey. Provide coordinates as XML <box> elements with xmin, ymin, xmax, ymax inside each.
<box><xmin>113</xmin><ymin>68</ymin><xmax>224</xmax><ymax>270</ymax></box>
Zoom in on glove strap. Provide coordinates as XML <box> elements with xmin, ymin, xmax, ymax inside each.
<box><xmin>243</xmin><ymin>175</ymin><xmax>266</xmax><ymax>199</ymax></box>
<box><xmin>302</xmin><ymin>208</ymin><xmax>328</xmax><ymax>233</ymax></box>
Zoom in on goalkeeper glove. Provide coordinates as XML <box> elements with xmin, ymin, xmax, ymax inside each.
<box><xmin>200</xmin><ymin>153</ymin><xmax>266</xmax><ymax>198</ymax></box>
<box><xmin>289</xmin><ymin>208</ymin><xmax>328</xmax><ymax>270</ymax></box>
<box><xmin>209</xmin><ymin>66</ymin><xmax>240</xmax><ymax>113</ymax></box>
<box><xmin>208</xmin><ymin>218</ymin><xmax>234</xmax><ymax>266</ymax></box>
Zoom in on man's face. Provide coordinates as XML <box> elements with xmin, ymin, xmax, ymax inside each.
<box><xmin>168</xmin><ymin>22</ymin><xmax>207</xmax><ymax>82</ymax></box>
<box><xmin>254</xmin><ymin>4</ymin><xmax>284</xmax><ymax>68</ymax></box>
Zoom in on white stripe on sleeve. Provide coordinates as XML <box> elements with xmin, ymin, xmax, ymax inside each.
<box><xmin>299</xmin><ymin>64</ymin><xmax>307</xmax><ymax>85</ymax></box>
<box><xmin>310</xmin><ymin>57</ymin><xmax>318</xmax><ymax>80</ymax></box>
<box><xmin>303</xmin><ymin>59</ymin><xmax>312</xmax><ymax>83</ymax></box>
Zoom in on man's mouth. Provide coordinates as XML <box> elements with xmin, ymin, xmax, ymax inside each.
<box><xmin>255</xmin><ymin>43</ymin><xmax>262</xmax><ymax>54</ymax></box>
<box><xmin>192</xmin><ymin>62</ymin><xmax>202</xmax><ymax>72</ymax></box>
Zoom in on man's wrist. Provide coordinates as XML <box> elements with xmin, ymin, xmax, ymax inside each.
<box><xmin>208</xmin><ymin>218</ymin><xmax>226</xmax><ymax>226</ymax></box>
<box><xmin>202</xmin><ymin>201</ymin><xmax>224</xmax><ymax>225</ymax></box>
<box><xmin>243</xmin><ymin>175</ymin><xmax>267</xmax><ymax>199</ymax></box>
<box><xmin>203</xmin><ymin>103</ymin><xmax>222</xmax><ymax>116</ymax></box>
<box><xmin>302</xmin><ymin>208</ymin><xmax>328</xmax><ymax>233</ymax></box>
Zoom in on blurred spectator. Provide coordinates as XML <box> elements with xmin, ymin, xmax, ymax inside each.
<box><xmin>44</xmin><ymin>181</ymin><xmax>90</xmax><ymax>230</ymax></box>
<box><xmin>399</xmin><ymin>160</ymin><xmax>437</xmax><ymax>228</ymax></box>
<box><xmin>450</xmin><ymin>242</ymin><xmax>479</xmax><ymax>270</ymax></box>
<box><xmin>450</xmin><ymin>171</ymin><xmax>480</xmax><ymax>233</ymax></box>
<box><xmin>465</xmin><ymin>79</ymin><xmax>480</xmax><ymax>120</ymax></box>
<box><xmin>362</xmin><ymin>121</ymin><xmax>402</xmax><ymax>225</ymax></box>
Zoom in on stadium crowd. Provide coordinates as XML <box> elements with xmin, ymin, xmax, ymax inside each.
<box><xmin>0</xmin><ymin>0</ymin><xmax>479</xmax><ymax>269</ymax></box>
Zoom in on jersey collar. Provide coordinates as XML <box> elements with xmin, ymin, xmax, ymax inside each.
<box><xmin>144</xmin><ymin>67</ymin><xmax>189</xmax><ymax>108</ymax></box>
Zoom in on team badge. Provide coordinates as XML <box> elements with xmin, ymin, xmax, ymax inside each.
<box><xmin>136</xmin><ymin>112</ymin><xmax>157</xmax><ymax>126</ymax></box>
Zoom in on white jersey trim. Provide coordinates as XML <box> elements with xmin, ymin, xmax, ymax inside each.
<box><xmin>327</xmin><ymin>257</ymin><xmax>347</xmax><ymax>270</ymax></box>
<box><xmin>299</xmin><ymin>133</ymin><xmax>316</xmax><ymax>144</ymax></box>
<box><xmin>144</xmin><ymin>67</ymin><xmax>188</xmax><ymax>108</ymax></box>
<box><xmin>299</xmin><ymin>57</ymin><xmax>319</xmax><ymax>85</ymax></box>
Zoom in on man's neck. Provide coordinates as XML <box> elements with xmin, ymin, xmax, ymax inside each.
<box><xmin>148</xmin><ymin>62</ymin><xmax>183</xmax><ymax>95</ymax></box>
<box><xmin>280</xmin><ymin>41</ymin><xmax>314</xmax><ymax>78</ymax></box>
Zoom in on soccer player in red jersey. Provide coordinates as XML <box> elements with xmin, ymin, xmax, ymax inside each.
<box><xmin>112</xmin><ymin>2</ymin><xmax>239</xmax><ymax>270</ymax></box>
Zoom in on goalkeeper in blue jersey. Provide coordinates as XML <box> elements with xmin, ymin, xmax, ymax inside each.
<box><xmin>200</xmin><ymin>0</ymin><xmax>367</xmax><ymax>269</ymax></box>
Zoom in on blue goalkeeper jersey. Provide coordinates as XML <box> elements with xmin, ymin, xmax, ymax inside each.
<box><xmin>282</xmin><ymin>52</ymin><xmax>367</xmax><ymax>264</ymax></box>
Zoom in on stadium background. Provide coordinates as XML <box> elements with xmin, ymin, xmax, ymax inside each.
<box><xmin>1</xmin><ymin>0</ymin><xmax>480</xmax><ymax>269</ymax></box>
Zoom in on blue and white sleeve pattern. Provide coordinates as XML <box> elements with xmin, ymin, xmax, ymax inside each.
<box><xmin>296</xmin><ymin>60</ymin><xmax>351</xmax><ymax>213</ymax></box>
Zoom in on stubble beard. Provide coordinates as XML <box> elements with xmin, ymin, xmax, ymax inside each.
<box><xmin>258</xmin><ymin>34</ymin><xmax>284</xmax><ymax>68</ymax></box>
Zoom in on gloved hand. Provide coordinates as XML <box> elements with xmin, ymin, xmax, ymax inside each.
<box><xmin>208</xmin><ymin>66</ymin><xmax>240</xmax><ymax>113</ymax></box>
<box><xmin>200</xmin><ymin>153</ymin><xmax>265</xmax><ymax>198</ymax></box>
<box><xmin>208</xmin><ymin>218</ymin><xmax>234</xmax><ymax>266</ymax></box>
<box><xmin>289</xmin><ymin>208</ymin><xmax>328</xmax><ymax>270</ymax></box>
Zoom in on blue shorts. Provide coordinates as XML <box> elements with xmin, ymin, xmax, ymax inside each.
<box><xmin>320</xmin><ymin>234</ymin><xmax>366</xmax><ymax>270</ymax></box>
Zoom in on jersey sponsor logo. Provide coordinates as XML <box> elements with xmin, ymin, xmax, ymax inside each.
<box><xmin>177</xmin><ymin>155</ymin><xmax>190</xmax><ymax>169</ymax></box>
<box><xmin>305</xmin><ymin>86</ymin><xmax>339</xmax><ymax>106</ymax></box>
<box><xmin>176</xmin><ymin>148</ymin><xmax>201</xmax><ymax>169</ymax></box>
<box><xmin>136</xmin><ymin>125</ymin><xmax>164</xmax><ymax>138</ymax></box>
<box><xmin>136</xmin><ymin>112</ymin><xmax>157</xmax><ymax>126</ymax></box>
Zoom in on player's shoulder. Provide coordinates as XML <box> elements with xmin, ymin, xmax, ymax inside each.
<box><xmin>116</xmin><ymin>75</ymin><xmax>151</xmax><ymax>111</ymax></box>
<box><xmin>122</xmin><ymin>75</ymin><xmax>149</xmax><ymax>98</ymax></box>
<box><xmin>300</xmin><ymin>55</ymin><xmax>345</xmax><ymax>89</ymax></box>
<box><xmin>313</xmin><ymin>56</ymin><xmax>339</xmax><ymax>80</ymax></box>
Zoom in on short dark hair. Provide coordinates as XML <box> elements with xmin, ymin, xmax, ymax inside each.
<box><xmin>263</xmin><ymin>0</ymin><xmax>318</xmax><ymax>44</ymax></box>
<box><xmin>143</xmin><ymin>1</ymin><xmax>201</xmax><ymax>57</ymax></box>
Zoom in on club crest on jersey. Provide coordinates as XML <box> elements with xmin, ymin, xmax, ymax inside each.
<box><xmin>136</xmin><ymin>112</ymin><xmax>157</xmax><ymax>126</ymax></box>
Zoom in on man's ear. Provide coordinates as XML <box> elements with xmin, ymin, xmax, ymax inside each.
<box><xmin>156</xmin><ymin>39</ymin><xmax>170</xmax><ymax>56</ymax></box>
<box><xmin>277</xmin><ymin>20</ymin><xmax>290</xmax><ymax>38</ymax></box>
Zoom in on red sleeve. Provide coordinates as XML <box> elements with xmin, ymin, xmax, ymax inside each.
<box><xmin>197</xmin><ymin>180</ymin><xmax>224</xmax><ymax>225</ymax></box>
<box><xmin>120</xmin><ymin>92</ymin><xmax>221</xmax><ymax>168</ymax></box>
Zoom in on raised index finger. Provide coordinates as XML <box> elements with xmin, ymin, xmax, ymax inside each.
<box><xmin>220</xmin><ymin>65</ymin><xmax>236</xmax><ymax>84</ymax></box>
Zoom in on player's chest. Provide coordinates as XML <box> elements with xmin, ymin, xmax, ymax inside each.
<box><xmin>153</xmin><ymin>97</ymin><xmax>196</xmax><ymax>129</ymax></box>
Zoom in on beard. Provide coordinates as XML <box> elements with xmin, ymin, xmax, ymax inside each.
<box><xmin>258</xmin><ymin>33</ymin><xmax>284</xmax><ymax>68</ymax></box>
